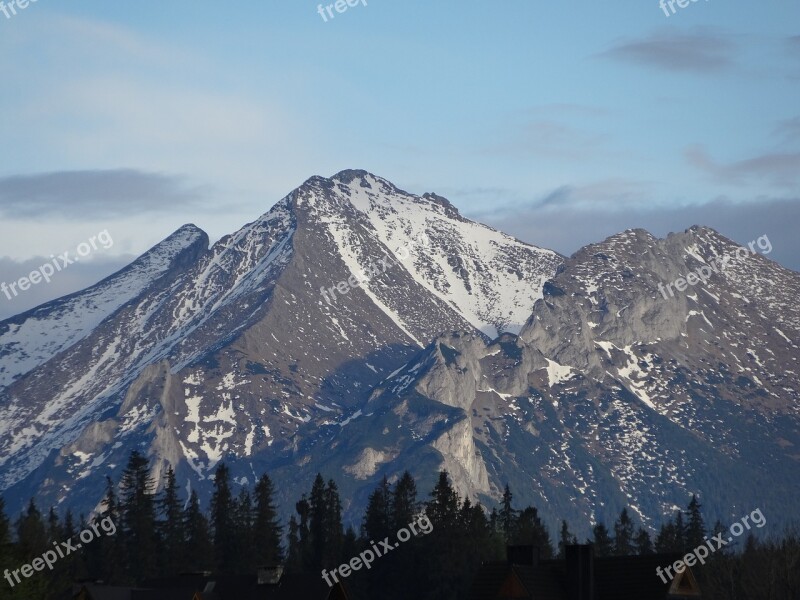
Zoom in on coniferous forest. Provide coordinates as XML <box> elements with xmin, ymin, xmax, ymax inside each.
<box><xmin>0</xmin><ymin>451</ymin><xmax>798</xmax><ymax>600</ymax></box>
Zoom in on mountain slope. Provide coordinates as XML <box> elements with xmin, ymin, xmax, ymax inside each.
<box><xmin>0</xmin><ymin>170</ymin><xmax>561</xmax><ymax>516</ymax></box>
<box><xmin>317</xmin><ymin>226</ymin><xmax>800</xmax><ymax>533</ymax></box>
<box><xmin>3</xmin><ymin>176</ymin><xmax>796</xmax><ymax>536</ymax></box>
<box><xmin>0</xmin><ymin>225</ymin><xmax>208</xmax><ymax>389</ymax></box>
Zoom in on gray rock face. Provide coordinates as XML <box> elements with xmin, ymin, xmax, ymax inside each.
<box><xmin>358</xmin><ymin>226</ymin><xmax>800</xmax><ymax>533</ymax></box>
<box><xmin>0</xmin><ymin>170</ymin><xmax>561</xmax><ymax>519</ymax></box>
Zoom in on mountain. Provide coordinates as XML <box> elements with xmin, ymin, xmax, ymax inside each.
<box><xmin>336</xmin><ymin>226</ymin><xmax>800</xmax><ymax>532</ymax></box>
<box><xmin>0</xmin><ymin>170</ymin><xmax>561</xmax><ymax>517</ymax></box>
<box><xmin>0</xmin><ymin>225</ymin><xmax>208</xmax><ymax>389</ymax></box>
<box><xmin>1</xmin><ymin>172</ymin><xmax>798</xmax><ymax>537</ymax></box>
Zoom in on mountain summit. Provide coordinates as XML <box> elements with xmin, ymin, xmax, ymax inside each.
<box><xmin>0</xmin><ymin>171</ymin><xmax>561</xmax><ymax>517</ymax></box>
<box><xmin>1</xmin><ymin>173</ymin><xmax>798</xmax><ymax>535</ymax></box>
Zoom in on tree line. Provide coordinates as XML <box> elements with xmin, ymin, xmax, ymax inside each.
<box><xmin>0</xmin><ymin>450</ymin><xmax>797</xmax><ymax>599</ymax></box>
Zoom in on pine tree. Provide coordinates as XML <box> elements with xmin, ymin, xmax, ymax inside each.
<box><xmin>88</xmin><ymin>478</ymin><xmax>126</xmax><ymax>583</ymax></box>
<box><xmin>16</xmin><ymin>499</ymin><xmax>48</xmax><ymax>559</ymax></box>
<box><xmin>489</xmin><ymin>507</ymin><xmax>499</xmax><ymax>533</ymax></box>
<box><xmin>391</xmin><ymin>471</ymin><xmax>419</xmax><ymax>530</ymax></box>
<box><xmin>308</xmin><ymin>474</ymin><xmax>328</xmax><ymax>569</ymax></box>
<box><xmin>426</xmin><ymin>471</ymin><xmax>459</xmax><ymax>530</ymax></box>
<box><xmin>119</xmin><ymin>450</ymin><xmax>157</xmax><ymax>582</ymax></box>
<box><xmin>43</xmin><ymin>507</ymin><xmax>71</xmax><ymax>597</ymax></box>
<box><xmin>498</xmin><ymin>484</ymin><xmax>516</xmax><ymax>541</ymax></box>
<box><xmin>633</xmin><ymin>527</ymin><xmax>653</xmax><ymax>555</ymax></box>
<box><xmin>421</xmin><ymin>472</ymin><xmax>469</xmax><ymax>599</ymax></box>
<box><xmin>63</xmin><ymin>509</ymin><xmax>88</xmax><ymax>584</ymax></box>
<box><xmin>558</xmin><ymin>520</ymin><xmax>577</xmax><ymax>558</ymax></box>
<box><xmin>684</xmin><ymin>494</ymin><xmax>706</xmax><ymax>550</ymax></box>
<box><xmin>253</xmin><ymin>474</ymin><xmax>283</xmax><ymax>566</ymax></box>
<box><xmin>513</xmin><ymin>506</ymin><xmax>554</xmax><ymax>558</ymax></box>
<box><xmin>674</xmin><ymin>511</ymin><xmax>686</xmax><ymax>553</ymax></box>
<box><xmin>293</xmin><ymin>496</ymin><xmax>312</xmax><ymax>570</ymax></box>
<box><xmin>655</xmin><ymin>513</ymin><xmax>685</xmax><ymax>554</ymax></box>
<box><xmin>156</xmin><ymin>466</ymin><xmax>185</xmax><ymax>576</ymax></box>
<box><xmin>591</xmin><ymin>523</ymin><xmax>613</xmax><ymax>557</ymax></box>
<box><xmin>233</xmin><ymin>487</ymin><xmax>255</xmax><ymax>574</ymax></box>
<box><xmin>46</xmin><ymin>507</ymin><xmax>62</xmax><ymax>542</ymax></box>
<box><xmin>183</xmin><ymin>490</ymin><xmax>213</xmax><ymax>571</ymax></box>
<box><xmin>285</xmin><ymin>515</ymin><xmax>302</xmax><ymax>572</ymax></box>
<box><xmin>613</xmin><ymin>508</ymin><xmax>635</xmax><ymax>556</ymax></box>
<box><xmin>655</xmin><ymin>520</ymin><xmax>673</xmax><ymax>553</ymax></box>
<box><xmin>342</xmin><ymin>525</ymin><xmax>359</xmax><ymax>566</ymax></box>
<box><xmin>323</xmin><ymin>479</ymin><xmax>344</xmax><ymax>567</ymax></box>
<box><xmin>13</xmin><ymin>499</ymin><xmax>49</xmax><ymax>598</ymax></box>
<box><xmin>210</xmin><ymin>462</ymin><xmax>237</xmax><ymax>573</ymax></box>
<box><xmin>709</xmin><ymin>519</ymin><xmax>732</xmax><ymax>556</ymax></box>
<box><xmin>363</xmin><ymin>476</ymin><xmax>392</xmax><ymax>542</ymax></box>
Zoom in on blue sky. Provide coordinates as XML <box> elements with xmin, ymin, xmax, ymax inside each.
<box><xmin>0</xmin><ymin>0</ymin><xmax>798</xmax><ymax>318</ymax></box>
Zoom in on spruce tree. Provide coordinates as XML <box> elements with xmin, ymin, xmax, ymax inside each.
<box><xmin>498</xmin><ymin>484</ymin><xmax>516</xmax><ymax>541</ymax></box>
<box><xmin>44</xmin><ymin>507</ymin><xmax>71</xmax><ymax>597</ymax></box>
<box><xmin>16</xmin><ymin>499</ymin><xmax>47</xmax><ymax>559</ymax></box>
<box><xmin>633</xmin><ymin>527</ymin><xmax>653</xmax><ymax>555</ymax></box>
<box><xmin>513</xmin><ymin>506</ymin><xmax>553</xmax><ymax>558</ymax></box>
<box><xmin>363</xmin><ymin>476</ymin><xmax>392</xmax><ymax>542</ymax></box>
<box><xmin>210</xmin><ymin>462</ymin><xmax>237</xmax><ymax>574</ymax></box>
<box><xmin>233</xmin><ymin>487</ymin><xmax>255</xmax><ymax>574</ymax></box>
<box><xmin>613</xmin><ymin>508</ymin><xmax>635</xmax><ymax>556</ymax></box>
<box><xmin>13</xmin><ymin>499</ymin><xmax>49</xmax><ymax>598</ymax></box>
<box><xmin>674</xmin><ymin>511</ymin><xmax>686</xmax><ymax>553</ymax></box>
<box><xmin>253</xmin><ymin>474</ymin><xmax>283</xmax><ymax>566</ymax></box>
<box><xmin>591</xmin><ymin>523</ymin><xmax>613</xmax><ymax>557</ymax></box>
<box><xmin>285</xmin><ymin>515</ymin><xmax>303</xmax><ymax>572</ymax></box>
<box><xmin>119</xmin><ymin>450</ymin><xmax>157</xmax><ymax>582</ymax></box>
<box><xmin>655</xmin><ymin>519</ymin><xmax>676</xmax><ymax>554</ymax></box>
<box><xmin>156</xmin><ymin>466</ymin><xmax>185</xmax><ymax>576</ymax></box>
<box><xmin>183</xmin><ymin>490</ymin><xmax>213</xmax><ymax>571</ymax></box>
<box><xmin>63</xmin><ymin>509</ymin><xmax>88</xmax><ymax>584</ymax></box>
<box><xmin>294</xmin><ymin>496</ymin><xmax>311</xmax><ymax>570</ymax></box>
<box><xmin>684</xmin><ymin>494</ymin><xmax>706</xmax><ymax>550</ymax></box>
<box><xmin>323</xmin><ymin>479</ymin><xmax>344</xmax><ymax>567</ymax></box>
<box><xmin>308</xmin><ymin>474</ymin><xmax>328</xmax><ymax>569</ymax></box>
<box><xmin>426</xmin><ymin>471</ymin><xmax>459</xmax><ymax>530</ymax></box>
<box><xmin>46</xmin><ymin>507</ymin><xmax>62</xmax><ymax>542</ymax></box>
<box><xmin>655</xmin><ymin>512</ymin><xmax>686</xmax><ymax>554</ymax></box>
<box><xmin>391</xmin><ymin>471</ymin><xmax>419</xmax><ymax>530</ymax></box>
<box><xmin>558</xmin><ymin>520</ymin><xmax>577</xmax><ymax>558</ymax></box>
<box><xmin>89</xmin><ymin>477</ymin><xmax>126</xmax><ymax>583</ymax></box>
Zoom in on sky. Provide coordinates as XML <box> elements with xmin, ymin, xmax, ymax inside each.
<box><xmin>0</xmin><ymin>0</ymin><xmax>798</xmax><ymax>319</ymax></box>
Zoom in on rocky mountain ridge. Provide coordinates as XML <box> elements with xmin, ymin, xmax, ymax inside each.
<box><xmin>0</xmin><ymin>172</ymin><xmax>797</xmax><ymax>537</ymax></box>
